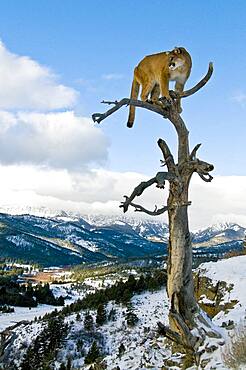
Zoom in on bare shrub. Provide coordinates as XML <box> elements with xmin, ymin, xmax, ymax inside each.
<box><xmin>224</xmin><ymin>248</ymin><xmax>246</xmax><ymax>259</ymax></box>
<box><xmin>222</xmin><ymin>320</ymin><xmax>246</xmax><ymax>369</ymax></box>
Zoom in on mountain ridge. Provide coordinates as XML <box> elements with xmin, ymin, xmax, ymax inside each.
<box><xmin>0</xmin><ymin>205</ymin><xmax>245</xmax><ymax>236</ymax></box>
<box><xmin>0</xmin><ymin>208</ymin><xmax>244</xmax><ymax>267</ymax></box>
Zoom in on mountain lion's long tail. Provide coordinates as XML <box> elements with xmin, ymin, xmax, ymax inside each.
<box><xmin>127</xmin><ymin>77</ymin><xmax>140</xmax><ymax>128</ymax></box>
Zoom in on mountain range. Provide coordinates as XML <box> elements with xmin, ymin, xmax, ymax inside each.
<box><xmin>0</xmin><ymin>208</ymin><xmax>244</xmax><ymax>266</ymax></box>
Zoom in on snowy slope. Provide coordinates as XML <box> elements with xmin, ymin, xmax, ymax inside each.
<box><xmin>2</xmin><ymin>255</ymin><xmax>246</xmax><ymax>369</ymax></box>
<box><xmin>197</xmin><ymin>255</ymin><xmax>246</xmax><ymax>325</ymax></box>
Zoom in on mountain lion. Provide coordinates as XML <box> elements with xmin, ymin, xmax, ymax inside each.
<box><xmin>127</xmin><ymin>47</ymin><xmax>192</xmax><ymax>128</ymax></box>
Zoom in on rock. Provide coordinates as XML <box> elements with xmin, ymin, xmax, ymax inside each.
<box><xmin>205</xmin><ymin>344</ymin><xmax>218</xmax><ymax>353</ymax></box>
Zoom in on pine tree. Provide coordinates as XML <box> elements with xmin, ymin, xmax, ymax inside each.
<box><xmin>77</xmin><ymin>339</ymin><xmax>84</xmax><ymax>354</ymax></box>
<box><xmin>126</xmin><ymin>275</ymin><xmax>136</xmax><ymax>291</ymax></box>
<box><xmin>118</xmin><ymin>343</ymin><xmax>126</xmax><ymax>357</ymax></box>
<box><xmin>84</xmin><ymin>341</ymin><xmax>100</xmax><ymax>364</ymax></box>
<box><xmin>84</xmin><ymin>311</ymin><xmax>94</xmax><ymax>331</ymax></box>
<box><xmin>96</xmin><ymin>304</ymin><xmax>107</xmax><ymax>326</ymax></box>
<box><xmin>147</xmin><ymin>276</ymin><xmax>158</xmax><ymax>292</ymax></box>
<box><xmin>66</xmin><ymin>357</ymin><xmax>72</xmax><ymax>370</ymax></box>
<box><xmin>126</xmin><ymin>306</ymin><xmax>138</xmax><ymax>327</ymax></box>
<box><xmin>21</xmin><ymin>315</ymin><xmax>68</xmax><ymax>370</ymax></box>
<box><xmin>120</xmin><ymin>288</ymin><xmax>132</xmax><ymax>305</ymax></box>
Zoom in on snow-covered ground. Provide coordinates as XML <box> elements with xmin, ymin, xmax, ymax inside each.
<box><xmin>198</xmin><ymin>255</ymin><xmax>246</xmax><ymax>326</ymax></box>
<box><xmin>70</xmin><ymin>255</ymin><xmax>246</xmax><ymax>369</ymax></box>
<box><xmin>0</xmin><ymin>305</ymin><xmax>60</xmax><ymax>332</ymax></box>
<box><xmin>52</xmin><ymin>289</ymin><xmax>171</xmax><ymax>370</ymax></box>
<box><xmin>193</xmin><ymin>255</ymin><xmax>246</xmax><ymax>370</ymax></box>
<box><xmin>0</xmin><ymin>283</ymin><xmax>87</xmax><ymax>331</ymax></box>
<box><xmin>104</xmin><ymin>291</ymin><xmax>170</xmax><ymax>370</ymax></box>
<box><xmin>1</xmin><ymin>255</ymin><xmax>246</xmax><ymax>369</ymax></box>
<box><xmin>0</xmin><ymin>274</ymin><xmax>121</xmax><ymax>332</ymax></box>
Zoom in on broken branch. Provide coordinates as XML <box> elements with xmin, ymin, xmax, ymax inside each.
<box><xmin>120</xmin><ymin>171</ymin><xmax>178</xmax><ymax>213</ymax></box>
<box><xmin>92</xmin><ymin>98</ymin><xmax>168</xmax><ymax>124</ymax></box>
<box><xmin>190</xmin><ymin>143</ymin><xmax>202</xmax><ymax>160</ymax></box>
<box><xmin>192</xmin><ymin>159</ymin><xmax>214</xmax><ymax>182</ymax></box>
<box><xmin>198</xmin><ymin>173</ymin><xmax>213</xmax><ymax>182</ymax></box>
<box><xmin>121</xmin><ymin>198</ymin><xmax>168</xmax><ymax>215</ymax></box>
<box><xmin>101</xmin><ymin>100</ymin><xmax>118</xmax><ymax>105</ymax></box>
<box><xmin>157</xmin><ymin>139</ymin><xmax>176</xmax><ymax>172</ymax></box>
<box><xmin>119</xmin><ymin>177</ymin><xmax>157</xmax><ymax>213</ymax></box>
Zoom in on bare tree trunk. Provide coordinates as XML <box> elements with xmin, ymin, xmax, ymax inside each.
<box><xmin>165</xmin><ymin>109</ymin><xmax>197</xmax><ymax>341</ymax></box>
<box><xmin>92</xmin><ymin>62</ymin><xmax>224</xmax><ymax>363</ymax></box>
<box><xmin>168</xmin><ymin>190</ymin><xmax>196</xmax><ymax>322</ymax></box>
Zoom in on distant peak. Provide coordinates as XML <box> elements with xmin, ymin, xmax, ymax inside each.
<box><xmin>210</xmin><ymin>222</ymin><xmax>242</xmax><ymax>232</ymax></box>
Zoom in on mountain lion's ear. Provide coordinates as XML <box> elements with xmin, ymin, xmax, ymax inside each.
<box><xmin>174</xmin><ymin>47</ymin><xmax>181</xmax><ymax>54</ymax></box>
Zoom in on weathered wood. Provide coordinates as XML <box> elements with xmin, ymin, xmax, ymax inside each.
<box><xmin>119</xmin><ymin>171</ymin><xmax>176</xmax><ymax>214</ymax></box>
<box><xmin>157</xmin><ymin>321</ymin><xmax>191</xmax><ymax>349</ymax></box>
<box><xmin>119</xmin><ymin>177</ymin><xmax>157</xmax><ymax>213</ymax></box>
<box><xmin>158</xmin><ymin>139</ymin><xmax>176</xmax><ymax>172</ymax></box>
<box><xmin>92</xmin><ymin>98</ymin><xmax>169</xmax><ymax>124</ymax></box>
<box><xmin>190</xmin><ymin>143</ymin><xmax>202</xmax><ymax>160</ymax></box>
<box><xmin>121</xmin><ymin>198</ymin><xmax>168</xmax><ymax>216</ymax></box>
<box><xmin>91</xmin><ymin>60</ymin><xmax>222</xmax><ymax>364</ymax></box>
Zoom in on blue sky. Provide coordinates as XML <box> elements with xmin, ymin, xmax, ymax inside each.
<box><xmin>0</xmin><ymin>1</ymin><xmax>245</xmax><ymax>228</ymax></box>
<box><xmin>0</xmin><ymin>0</ymin><xmax>245</xmax><ymax>175</ymax></box>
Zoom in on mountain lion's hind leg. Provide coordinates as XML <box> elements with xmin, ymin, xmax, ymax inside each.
<box><xmin>160</xmin><ymin>73</ymin><xmax>171</xmax><ymax>104</ymax></box>
<box><xmin>140</xmin><ymin>74</ymin><xmax>155</xmax><ymax>102</ymax></box>
<box><xmin>150</xmin><ymin>84</ymin><xmax>162</xmax><ymax>106</ymax></box>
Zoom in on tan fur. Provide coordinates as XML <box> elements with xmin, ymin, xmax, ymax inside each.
<box><xmin>127</xmin><ymin>47</ymin><xmax>192</xmax><ymax>128</ymax></box>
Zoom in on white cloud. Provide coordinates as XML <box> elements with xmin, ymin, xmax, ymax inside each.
<box><xmin>0</xmin><ymin>41</ymin><xmax>77</xmax><ymax>110</ymax></box>
<box><xmin>0</xmin><ymin>167</ymin><xmax>148</xmax><ymax>204</ymax></box>
<box><xmin>189</xmin><ymin>175</ymin><xmax>246</xmax><ymax>230</ymax></box>
<box><xmin>0</xmin><ymin>111</ymin><xmax>109</xmax><ymax>170</ymax></box>
<box><xmin>101</xmin><ymin>73</ymin><xmax>124</xmax><ymax>80</ymax></box>
<box><xmin>0</xmin><ymin>165</ymin><xmax>245</xmax><ymax>230</ymax></box>
<box><xmin>0</xmin><ymin>166</ymin><xmax>149</xmax><ymax>216</ymax></box>
<box><xmin>0</xmin><ymin>42</ymin><xmax>108</xmax><ymax>170</ymax></box>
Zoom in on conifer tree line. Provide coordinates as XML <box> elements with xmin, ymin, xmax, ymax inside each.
<box><xmin>0</xmin><ymin>274</ymin><xmax>65</xmax><ymax>307</ymax></box>
<box><xmin>44</xmin><ymin>269</ymin><xmax>166</xmax><ymax>319</ymax></box>
<box><xmin>42</xmin><ymin>271</ymin><xmax>165</xmax><ymax>368</ymax></box>
<box><xmin>0</xmin><ymin>270</ymin><xmax>166</xmax><ymax>369</ymax></box>
<box><xmin>20</xmin><ymin>316</ymin><xmax>69</xmax><ymax>370</ymax></box>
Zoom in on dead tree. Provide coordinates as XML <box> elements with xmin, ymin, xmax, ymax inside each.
<box><xmin>92</xmin><ymin>62</ymin><xmax>224</xmax><ymax>362</ymax></box>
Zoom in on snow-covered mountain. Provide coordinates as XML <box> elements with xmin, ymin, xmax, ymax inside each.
<box><xmin>0</xmin><ymin>205</ymin><xmax>61</xmax><ymax>218</ymax></box>
<box><xmin>82</xmin><ymin>216</ymin><xmax>246</xmax><ymax>249</ymax></box>
<box><xmin>0</xmin><ymin>206</ymin><xmax>170</xmax><ymax>241</ymax></box>
<box><xmin>1</xmin><ymin>205</ymin><xmax>245</xmax><ymax>245</ymax></box>
<box><xmin>0</xmin><ymin>212</ymin><xmax>165</xmax><ymax>267</ymax></box>
<box><xmin>192</xmin><ymin>222</ymin><xmax>246</xmax><ymax>247</ymax></box>
<box><xmin>0</xmin><ymin>206</ymin><xmax>245</xmax><ymax>266</ymax></box>
<box><xmin>84</xmin><ymin>214</ymin><xmax>169</xmax><ymax>242</ymax></box>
